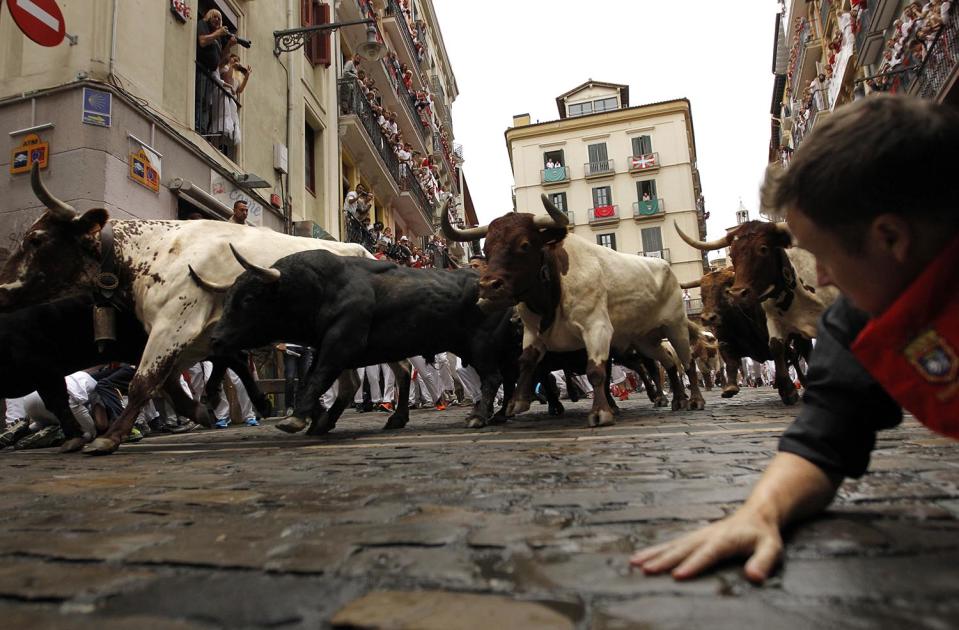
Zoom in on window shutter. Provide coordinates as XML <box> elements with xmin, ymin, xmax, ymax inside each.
<box><xmin>318</xmin><ymin>3</ymin><xmax>332</xmax><ymax>67</ymax></box>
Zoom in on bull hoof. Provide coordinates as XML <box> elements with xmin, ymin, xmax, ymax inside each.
<box><xmin>587</xmin><ymin>410</ymin><xmax>615</xmax><ymax>428</ymax></box>
<box><xmin>465</xmin><ymin>415</ymin><xmax>487</xmax><ymax>429</ymax></box>
<box><xmin>195</xmin><ymin>405</ymin><xmax>213</xmax><ymax>428</ymax></box>
<box><xmin>506</xmin><ymin>398</ymin><xmax>530</xmax><ymax>416</ymax></box>
<box><xmin>82</xmin><ymin>437</ymin><xmax>119</xmax><ymax>456</ymax></box>
<box><xmin>672</xmin><ymin>398</ymin><xmax>689</xmax><ymax>411</ymax></box>
<box><xmin>548</xmin><ymin>402</ymin><xmax>565</xmax><ymax>416</ymax></box>
<box><xmin>721</xmin><ymin>386</ymin><xmax>739</xmax><ymax>398</ymax></box>
<box><xmin>383</xmin><ymin>414</ymin><xmax>409</xmax><ymax>430</ymax></box>
<box><xmin>689</xmin><ymin>397</ymin><xmax>706</xmax><ymax>411</ymax></box>
<box><xmin>653</xmin><ymin>396</ymin><xmax>670</xmax><ymax>408</ymax></box>
<box><xmin>276</xmin><ymin>416</ymin><xmax>308</xmax><ymax>433</ymax></box>
<box><xmin>254</xmin><ymin>397</ymin><xmax>273</xmax><ymax>420</ymax></box>
<box><xmin>59</xmin><ymin>437</ymin><xmax>87</xmax><ymax>454</ymax></box>
<box><xmin>780</xmin><ymin>390</ymin><xmax>800</xmax><ymax>406</ymax></box>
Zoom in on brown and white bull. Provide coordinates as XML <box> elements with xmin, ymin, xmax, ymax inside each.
<box><xmin>675</xmin><ymin>220</ymin><xmax>836</xmax><ymax>402</ymax></box>
<box><xmin>0</xmin><ymin>164</ymin><xmax>373</xmax><ymax>454</ymax></box>
<box><xmin>443</xmin><ymin>194</ymin><xmax>704</xmax><ymax>427</ymax></box>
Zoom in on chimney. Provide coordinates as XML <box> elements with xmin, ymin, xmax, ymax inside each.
<box><xmin>512</xmin><ymin>113</ymin><xmax>531</xmax><ymax>127</ymax></box>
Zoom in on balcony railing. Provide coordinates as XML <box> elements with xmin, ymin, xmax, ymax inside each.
<box><xmin>633</xmin><ymin>198</ymin><xmax>664</xmax><ymax>218</ymax></box>
<box><xmin>587</xmin><ymin>204</ymin><xmax>619</xmax><ymax>224</ymax></box>
<box><xmin>388</xmin><ymin>60</ymin><xmax>429</xmax><ymax>143</ymax></box>
<box><xmin>398</xmin><ymin>162</ymin><xmax>435</xmax><ymax>225</ymax></box>
<box><xmin>195</xmin><ymin>66</ymin><xmax>239</xmax><ymax>161</ymax></box>
<box><xmin>911</xmin><ymin>11</ymin><xmax>958</xmax><ymax>99</ymax></box>
<box><xmin>639</xmin><ymin>248</ymin><xmax>670</xmax><ymax>262</ymax></box>
<box><xmin>854</xmin><ymin>3</ymin><xmax>871</xmax><ymax>58</ymax></box>
<box><xmin>386</xmin><ymin>0</ymin><xmax>423</xmax><ymax>65</ymax></box>
<box><xmin>584</xmin><ymin>159</ymin><xmax>615</xmax><ymax>178</ymax></box>
<box><xmin>685</xmin><ymin>298</ymin><xmax>704</xmax><ymax>316</ymax></box>
<box><xmin>541</xmin><ymin>166</ymin><xmax>570</xmax><ymax>184</ymax></box>
<box><xmin>628</xmin><ymin>152</ymin><xmax>660</xmax><ymax>172</ymax></box>
<box><xmin>339</xmin><ymin>77</ymin><xmax>401</xmax><ymax>179</ymax></box>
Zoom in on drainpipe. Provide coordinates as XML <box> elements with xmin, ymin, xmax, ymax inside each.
<box><xmin>109</xmin><ymin>0</ymin><xmax>119</xmax><ymax>77</ymax></box>
<box><xmin>285</xmin><ymin>0</ymin><xmax>295</xmax><ymax>234</ymax></box>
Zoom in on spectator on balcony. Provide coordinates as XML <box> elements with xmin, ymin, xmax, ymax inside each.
<box><xmin>230</xmin><ymin>200</ymin><xmax>249</xmax><ymax>225</ymax></box>
<box><xmin>196</xmin><ymin>9</ymin><xmax>236</xmax><ymax>133</ymax></box>
<box><xmin>216</xmin><ymin>55</ymin><xmax>250</xmax><ymax>146</ymax></box>
<box><xmin>382</xmin><ymin>226</ymin><xmax>395</xmax><ymax>245</ymax></box>
<box><xmin>642</xmin><ymin>191</ymin><xmax>652</xmax><ymax>202</ymax></box>
<box><xmin>546</xmin><ymin>158</ymin><xmax>556</xmax><ymax>169</ymax></box>
<box><xmin>343</xmin><ymin>53</ymin><xmax>362</xmax><ymax>79</ymax></box>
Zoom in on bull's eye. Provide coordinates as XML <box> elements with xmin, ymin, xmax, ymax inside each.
<box><xmin>518</xmin><ymin>241</ymin><xmax>530</xmax><ymax>253</ymax></box>
<box><xmin>759</xmin><ymin>245</ymin><xmax>769</xmax><ymax>256</ymax></box>
<box><xmin>25</xmin><ymin>233</ymin><xmax>44</xmax><ymax>249</ymax></box>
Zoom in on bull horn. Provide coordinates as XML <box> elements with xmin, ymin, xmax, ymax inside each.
<box><xmin>673</xmin><ymin>220</ymin><xmax>731</xmax><ymax>251</ymax></box>
<box><xmin>534</xmin><ymin>193</ymin><xmax>569</xmax><ymax>228</ymax></box>
<box><xmin>31</xmin><ymin>162</ymin><xmax>76</xmax><ymax>221</ymax></box>
<box><xmin>188</xmin><ymin>265</ymin><xmax>232</xmax><ymax>293</ymax></box>
<box><xmin>680</xmin><ymin>279</ymin><xmax>702</xmax><ymax>290</ymax></box>
<box><xmin>775</xmin><ymin>221</ymin><xmax>793</xmax><ymax>242</ymax></box>
<box><xmin>441</xmin><ymin>203</ymin><xmax>488</xmax><ymax>242</ymax></box>
<box><xmin>230</xmin><ymin>244</ymin><xmax>281</xmax><ymax>283</ymax></box>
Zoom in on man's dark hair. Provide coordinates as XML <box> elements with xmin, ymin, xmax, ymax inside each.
<box><xmin>233</xmin><ymin>200</ymin><xmax>248</xmax><ymax>209</ymax></box>
<box><xmin>762</xmin><ymin>95</ymin><xmax>959</xmax><ymax>248</ymax></box>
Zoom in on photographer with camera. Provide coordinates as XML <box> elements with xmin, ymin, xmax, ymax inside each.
<box><xmin>196</xmin><ymin>9</ymin><xmax>237</xmax><ymax>134</ymax></box>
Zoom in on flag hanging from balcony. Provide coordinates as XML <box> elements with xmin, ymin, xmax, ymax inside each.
<box><xmin>594</xmin><ymin>205</ymin><xmax>615</xmax><ymax>218</ymax></box>
<box><xmin>630</xmin><ymin>154</ymin><xmax>657</xmax><ymax>170</ymax></box>
<box><xmin>543</xmin><ymin>167</ymin><xmax>566</xmax><ymax>182</ymax></box>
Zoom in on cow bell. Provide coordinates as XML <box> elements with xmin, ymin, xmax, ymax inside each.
<box><xmin>93</xmin><ymin>304</ymin><xmax>117</xmax><ymax>352</ymax></box>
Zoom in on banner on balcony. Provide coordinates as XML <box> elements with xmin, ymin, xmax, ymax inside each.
<box><xmin>10</xmin><ymin>134</ymin><xmax>49</xmax><ymax>175</ymax></box>
<box><xmin>630</xmin><ymin>154</ymin><xmax>657</xmax><ymax>170</ymax></box>
<box><xmin>594</xmin><ymin>205</ymin><xmax>615</xmax><ymax>218</ymax></box>
<box><xmin>543</xmin><ymin>166</ymin><xmax>566</xmax><ymax>182</ymax></box>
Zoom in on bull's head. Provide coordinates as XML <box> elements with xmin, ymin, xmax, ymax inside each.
<box><xmin>206</xmin><ymin>244</ymin><xmax>286</xmax><ymax>356</ymax></box>
<box><xmin>0</xmin><ymin>163</ymin><xmax>108</xmax><ymax>311</ymax></box>
<box><xmin>443</xmin><ymin>194</ymin><xmax>568</xmax><ymax>307</ymax></box>
<box><xmin>682</xmin><ymin>268</ymin><xmax>736</xmax><ymax>328</ymax></box>
<box><xmin>674</xmin><ymin>220</ymin><xmax>791</xmax><ymax>307</ymax></box>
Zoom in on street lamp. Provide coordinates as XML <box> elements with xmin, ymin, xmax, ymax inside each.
<box><xmin>273</xmin><ymin>18</ymin><xmax>387</xmax><ymax>61</ymax></box>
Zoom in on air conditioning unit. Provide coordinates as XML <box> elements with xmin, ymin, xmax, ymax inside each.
<box><xmin>273</xmin><ymin>143</ymin><xmax>289</xmax><ymax>175</ymax></box>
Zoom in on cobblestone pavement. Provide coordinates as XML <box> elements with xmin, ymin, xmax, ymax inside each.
<box><xmin>1</xmin><ymin>387</ymin><xmax>959</xmax><ymax>629</ymax></box>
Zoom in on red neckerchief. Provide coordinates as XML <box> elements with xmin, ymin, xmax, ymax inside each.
<box><xmin>851</xmin><ymin>234</ymin><xmax>959</xmax><ymax>437</ymax></box>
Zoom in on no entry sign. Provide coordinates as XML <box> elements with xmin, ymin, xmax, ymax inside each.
<box><xmin>6</xmin><ymin>0</ymin><xmax>66</xmax><ymax>47</ymax></box>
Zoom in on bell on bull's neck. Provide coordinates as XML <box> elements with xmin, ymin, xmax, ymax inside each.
<box><xmin>93</xmin><ymin>304</ymin><xmax>117</xmax><ymax>352</ymax></box>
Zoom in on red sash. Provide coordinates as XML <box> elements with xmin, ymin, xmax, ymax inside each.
<box><xmin>851</xmin><ymin>235</ymin><xmax>959</xmax><ymax>437</ymax></box>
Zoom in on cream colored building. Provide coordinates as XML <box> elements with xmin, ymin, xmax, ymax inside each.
<box><xmin>0</xmin><ymin>0</ymin><xmax>463</xmax><ymax>250</ymax></box>
<box><xmin>506</xmin><ymin>80</ymin><xmax>709</xmax><ymax>307</ymax></box>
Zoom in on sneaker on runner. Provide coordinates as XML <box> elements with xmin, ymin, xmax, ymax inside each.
<box><xmin>15</xmin><ymin>426</ymin><xmax>66</xmax><ymax>450</ymax></box>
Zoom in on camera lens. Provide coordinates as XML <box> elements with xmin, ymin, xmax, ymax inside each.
<box><xmin>236</xmin><ymin>36</ymin><xmax>252</xmax><ymax>49</ymax></box>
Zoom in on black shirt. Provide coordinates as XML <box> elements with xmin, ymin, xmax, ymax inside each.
<box><xmin>778</xmin><ymin>296</ymin><xmax>903</xmax><ymax>478</ymax></box>
<box><xmin>197</xmin><ymin>20</ymin><xmax>223</xmax><ymax>73</ymax></box>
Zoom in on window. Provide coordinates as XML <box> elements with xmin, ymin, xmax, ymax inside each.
<box><xmin>568</xmin><ymin>101</ymin><xmax>592</xmax><ymax>117</ymax></box>
<box><xmin>637</xmin><ymin>179</ymin><xmax>658</xmax><ymax>199</ymax></box>
<box><xmin>305</xmin><ymin>123</ymin><xmax>316</xmax><ymax>195</ymax></box>
<box><xmin>641</xmin><ymin>227</ymin><xmax>663</xmax><ymax>253</ymax></box>
<box><xmin>550</xmin><ymin>192</ymin><xmax>567</xmax><ymax>212</ymax></box>
<box><xmin>587</xmin><ymin>143</ymin><xmax>608</xmax><ymax>164</ymax></box>
<box><xmin>543</xmin><ymin>149</ymin><xmax>565</xmax><ymax>168</ymax></box>
<box><xmin>631</xmin><ymin>135</ymin><xmax>653</xmax><ymax>156</ymax></box>
<box><xmin>592</xmin><ymin>186</ymin><xmax>612</xmax><ymax>207</ymax></box>
<box><xmin>597</xmin><ymin>233</ymin><xmax>617</xmax><ymax>250</ymax></box>
<box><xmin>301</xmin><ymin>1</ymin><xmax>331</xmax><ymax>67</ymax></box>
<box><xmin>593</xmin><ymin>97</ymin><xmax>618</xmax><ymax>113</ymax></box>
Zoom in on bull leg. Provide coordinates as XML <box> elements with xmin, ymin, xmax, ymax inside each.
<box><xmin>383</xmin><ymin>360</ymin><xmax>410</xmax><ymax>430</ymax></box>
<box><xmin>684</xmin><ymin>361</ymin><xmax>706</xmax><ymax>411</ymax></box>
<box><xmin>770</xmin><ymin>337</ymin><xmax>799</xmax><ymax>405</ymax></box>
<box><xmin>491</xmin><ymin>364</ymin><xmax>517</xmax><ymax>424</ymax></box>
<box><xmin>38</xmin><ymin>379</ymin><xmax>88</xmax><ymax>454</ymax></box>
<box><xmin>83</xmin><ymin>369</ymin><xmax>163</xmax><ymax>455</ymax></box>
<box><xmin>277</xmin><ymin>360</ymin><xmax>350</xmax><ymax>434</ymax></box>
<box><xmin>162</xmin><ymin>373</ymin><xmax>213</xmax><ymax>428</ymax></box>
<box><xmin>585</xmin><ymin>358</ymin><xmax>615</xmax><ymax>427</ymax></box>
<box><xmin>640</xmin><ymin>357</ymin><xmax>669</xmax><ymax>407</ymax></box>
<box><xmin>506</xmin><ymin>342</ymin><xmax>545</xmax><ymax>417</ymax></box>
<box><xmin>306</xmin><ymin>371</ymin><xmax>358</xmax><ymax>436</ymax></box>
<box><xmin>467</xmin><ymin>369</ymin><xmax>503</xmax><ymax>428</ymax></box>
<box><xmin>665</xmin><ymin>322</ymin><xmax>704</xmax><ymax>411</ymax></box>
<box><xmin>542</xmin><ymin>371</ymin><xmax>564</xmax><ymax>416</ymax></box>
<box><xmin>719</xmin><ymin>344</ymin><xmax>741</xmax><ymax>398</ymax></box>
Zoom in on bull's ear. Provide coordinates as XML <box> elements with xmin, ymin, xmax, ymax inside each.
<box><xmin>540</xmin><ymin>227</ymin><xmax>568</xmax><ymax>244</ymax></box>
<box><xmin>74</xmin><ymin>208</ymin><xmax>109</xmax><ymax>235</ymax></box>
<box><xmin>772</xmin><ymin>228</ymin><xmax>793</xmax><ymax>248</ymax></box>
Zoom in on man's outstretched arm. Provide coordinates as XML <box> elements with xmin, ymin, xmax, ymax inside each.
<box><xmin>630</xmin><ymin>452</ymin><xmax>840</xmax><ymax>583</ymax></box>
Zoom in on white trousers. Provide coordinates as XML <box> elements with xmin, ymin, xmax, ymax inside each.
<box><xmin>354</xmin><ymin>365</ymin><xmax>383</xmax><ymax>404</ymax></box>
<box><xmin>455</xmin><ymin>359</ymin><xmax>482</xmax><ymax>402</ymax></box>
<box><xmin>186</xmin><ymin>363</ymin><xmax>253</xmax><ymax>420</ymax></box>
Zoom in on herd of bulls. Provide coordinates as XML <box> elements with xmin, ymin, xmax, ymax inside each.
<box><xmin>0</xmin><ymin>163</ymin><xmax>836</xmax><ymax>456</ymax></box>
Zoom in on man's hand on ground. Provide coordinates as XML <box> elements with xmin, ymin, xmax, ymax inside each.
<box><xmin>630</xmin><ymin>508</ymin><xmax>783</xmax><ymax>583</ymax></box>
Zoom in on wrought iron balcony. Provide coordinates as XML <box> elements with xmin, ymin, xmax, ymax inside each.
<box><xmin>910</xmin><ymin>11</ymin><xmax>958</xmax><ymax>99</ymax></box>
<box><xmin>195</xmin><ymin>65</ymin><xmax>239</xmax><ymax>162</ymax></box>
<box><xmin>628</xmin><ymin>152</ymin><xmax>660</xmax><ymax>173</ymax></box>
<box><xmin>587</xmin><ymin>204</ymin><xmax>619</xmax><ymax>225</ymax></box>
<box><xmin>584</xmin><ymin>159</ymin><xmax>615</xmax><ymax>178</ymax></box>
<box><xmin>639</xmin><ymin>248</ymin><xmax>670</xmax><ymax>262</ymax></box>
<box><xmin>384</xmin><ymin>0</ymin><xmax>424</xmax><ymax>67</ymax></box>
<box><xmin>633</xmin><ymin>198</ymin><xmax>664</xmax><ymax>219</ymax></box>
<box><xmin>541</xmin><ymin>166</ymin><xmax>570</xmax><ymax>185</ymax></box>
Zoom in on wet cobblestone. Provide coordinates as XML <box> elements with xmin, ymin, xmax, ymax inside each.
<box><xmin>1</xmin><ymin>388</ymin><xmax>958</xmax><ymax>628</ymax></box>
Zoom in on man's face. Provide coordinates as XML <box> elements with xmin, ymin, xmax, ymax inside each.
<box><xmin>786</xmin><ymin>207</ymin><xmax>910</xmax><ymax>316</ymax></box>
<box><xmin>209</xmin><ymin>12</ymin><xmax>222</xmax><ymax>27</ymax></box>
<box><xmin>233</xmin><ymin>203</ymin><xmax>249</xmax><ymax>222</ymax></box>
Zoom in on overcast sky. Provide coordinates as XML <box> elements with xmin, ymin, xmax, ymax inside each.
<box><xmin>432</xmin><ymin>0</ymin><xmax>782</xmax><ymax>239</ymax></box>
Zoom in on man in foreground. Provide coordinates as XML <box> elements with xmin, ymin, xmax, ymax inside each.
<box><xmin>631</xmin><ymin>95</ymin><xmax>959</xmax><ymax>583</ymax></box>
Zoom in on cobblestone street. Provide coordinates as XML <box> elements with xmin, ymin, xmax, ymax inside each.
<box><xmin>2</xmin><ymin>387</ymin><xmax>959</xmax><ymax>629</ymax></box>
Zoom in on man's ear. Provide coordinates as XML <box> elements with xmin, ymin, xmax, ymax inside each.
<box><xmin>74</xmin><ymin>208</ymin><xmax>109</xmax><ymax>235</ymax></box>
<box><xmin>871</xmin><ymin>213</ymin><xmax>911</xmax><ymax>264</ymax></box>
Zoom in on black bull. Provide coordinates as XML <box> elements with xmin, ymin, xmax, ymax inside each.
<box><xmin>0</xmin><ymin>295</ymin><xmax>265</xmax><ymax>451</ymax></box>
<box><xmin>205</xmin><ymin>249</ymin><xmax>519</xmax><ymax>434</ymax></box>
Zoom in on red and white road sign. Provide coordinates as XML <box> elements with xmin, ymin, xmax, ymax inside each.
<box><xmin>6</xmin><ymin>0</ymin><xmax>66</xmax><ymax>47</ymax></box>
